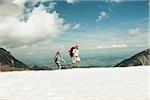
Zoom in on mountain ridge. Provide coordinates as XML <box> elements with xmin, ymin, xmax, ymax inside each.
<box><xmin>115</xmin><ymin>49</ymin><xmax>150</xmax><ymax>67</ymax></box>
<box><xmin>0</xmin><ymin>48</ymin><xmax>29</xmax><ymax>71</ymax></box>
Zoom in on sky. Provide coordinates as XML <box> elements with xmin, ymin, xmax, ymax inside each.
<box><xmin>0</xmin><ymin>0</ymin><xmax>149</xmax><ymax>65</ymax></box>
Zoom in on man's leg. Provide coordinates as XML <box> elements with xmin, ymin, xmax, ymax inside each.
<box><xmin>56</xmin><ymin>62</ymin><xmax>59</xmax><ymax>69</ymax></box>
<box><xmin>56</xmin><ymin>62</ymin><xmax>62</xmax><ymax>69</ymax></box>
<box><xmin>58</xmin><ymin>63</ymin><xmax>62</xmax><ymax>69</ymax></box>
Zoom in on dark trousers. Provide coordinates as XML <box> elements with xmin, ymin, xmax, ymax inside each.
<box><xmin>55</xmin><ymin>62</ymin><xmax>62</xmax><ymax>69</ymax></box>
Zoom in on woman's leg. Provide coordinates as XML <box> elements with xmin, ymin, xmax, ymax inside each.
<box><xmin>70</xmin><ymin>57</ymin><xmax>75</xmax><ymax>68</ymax></box>
<box><xmin>77</xmin><ymin>57</ymin><xmax>81</xmax><ymax>68</ymax></box>
<box><xmin>77</xmin><ymin>61</ymin><xmax>80</xmax><ymax>68</ymax></box>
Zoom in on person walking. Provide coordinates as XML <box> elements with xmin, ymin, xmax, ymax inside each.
<box><xmin>54</xmin><ymin>51</ymin><xmax>66</xmax><ymax>69</ymax></box>
<box><xmin>69</xmin><ymin>45</ymin><xmax>81</xmax><ymax>68</ymax></box>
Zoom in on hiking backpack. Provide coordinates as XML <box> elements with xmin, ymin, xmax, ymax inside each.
<box><xmin>69</xmin><ymin>47</ymin><xmax>75</xmax><ymax>57</ymax></box>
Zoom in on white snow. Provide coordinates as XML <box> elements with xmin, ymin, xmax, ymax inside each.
<box><xmin>0</xmin><ymin>66</ymin><xmax>150</xmax><ymax>100</ymax></box>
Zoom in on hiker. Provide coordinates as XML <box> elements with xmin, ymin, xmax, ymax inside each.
<box><xmin>54</xmin><ymin>51</ymin><xmax>66</xmax><ymax>69</ymax></box>
<box><xmin>69</xmin><ymin>45</ymin><xmax>81</xmax><ymax>68</ymax></box>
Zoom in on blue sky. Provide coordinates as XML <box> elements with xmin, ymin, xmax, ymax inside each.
<box><xmin>55</xmin><ymin>1</ymin><xmax>148</xmax><ymax>27</ymax></box>
<box><xmin>52</xmin><ymin>0</ymin><xmax>149</xmax><ymax>51</ymax></box>
<box><xmin>0</xmin><ymin>0</ymin><xmax>149</xmax><ymax>65</ymax></box>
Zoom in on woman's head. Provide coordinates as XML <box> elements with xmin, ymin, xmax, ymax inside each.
<box><xmin>75</xmin><ymin>45</ymin><xmax>79</xmax><ymax>49</ymax></box>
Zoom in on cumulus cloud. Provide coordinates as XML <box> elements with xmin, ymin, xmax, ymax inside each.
<box><xmin>0</xmin><ymin>3</ymin><xmax>69</xmax><ymax>48</ymax></box>
<box><xmin>13</xmin><ymin>0</ymin><xmax>57</xmax><ymax>22</ymax></box>
<box><xmin>72</xmin><ymin>23</ymin><xmax>80</xmax><ymax>30</ymax></box>
<box><xmin>96</xmin><ymin>11</ymin><xmax>108</xmax><ymax>22</ymax></box>
<box><xmin>0</xmin><ymin>0</ymin><xmax>22</xmax><ymax>17</ymax></box>
<box><xmin>128</xmin><ymin>27</ymin><xmax>142</xmax><ymax>36</ymax></box>
<box><xmin>66</xmin><ymin>0</ymin><xmax>79</xmax><ymax>4</ymax></box>
<box><xmin>13</xmin><ymin>0</ymin><xmax>26</xmax><ymax>7</ymax></box>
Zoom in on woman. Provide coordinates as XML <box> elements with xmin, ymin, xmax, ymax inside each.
<box><xmin>69</xmin><ymin>45</ymin><xmax>81</xmax><ymax>68</ymax></box>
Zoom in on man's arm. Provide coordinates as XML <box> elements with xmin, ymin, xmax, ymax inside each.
<box><xmin>61</xmin><ymin>56</ymin><xmax>66</xmax><ymax>63</ymax></box>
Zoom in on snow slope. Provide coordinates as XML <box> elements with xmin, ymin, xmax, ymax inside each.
<box><xmin>0</xmin><ymin>66</ymin><xmax>150</xmax><ymax>100</ymax></box>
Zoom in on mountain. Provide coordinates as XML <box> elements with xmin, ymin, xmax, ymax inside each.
<box><xmin>0</xmin><ymin>48</ymin><xmax>29</xmax><ymax>71</ymax></box>
<box><xmin>115</xmin><ymin>49</ymin><xmax>150</xmax><ymax>67</ymax></box>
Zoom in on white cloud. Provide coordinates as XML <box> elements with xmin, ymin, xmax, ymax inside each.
<box><xmin>128</xmin><ymin>27</ymin><xmax>142</xmax><ymax>36</ymax></box>
<box><xmin>101</xmin><ymin>11</ymin><xmax>107</xmax><ymax>17</ymax></box>
<box><xmin>66</xmin><ymin>0</ymin><xmax>78</xmax><ymax>4</ymax></box>
<box><xmin>0</xmin><ymin>5</ymin><xmax>69</xmax><ymax>48</ymax></box>
<box><xmin>47</xmin><ymin>2</ymin><xmax>56</xmax><ymax>9</ymax></box>
<box><xmin>72</xmin><ymin>23</ymin><xmax>80</xmax><ymax>30</ymax></box>
<box><xmin>86</xmin><ymin>44</ymin><xmax>128</xmax><ymax>50</ymax></box>
<box><xmin>105</xmin><ymin>0</ymin><xmax>121</xmax><ymax>3</ymax></box>
<box><xmin>0</xmin><ymin>0</ymin><xmax>22</xmax><ymax>17</ymax></box>
<box><xmin>111</xmin><ymin>0</ymin><xmax>121</xmax><ymax>3</ymax></box>
<box><xmin>97</xmin><ymin>44</ymin><xmax>127</xmax><ymax>49</ymax></box>
<box><xmin>13</xmin><ymin>0</ymin><xmax>26</xmax><ymax>7</ymax></box>
<box><xmin>96</xmin><ymin>11</ymin><xmax>108</xmax><ymax>22</ymax></box>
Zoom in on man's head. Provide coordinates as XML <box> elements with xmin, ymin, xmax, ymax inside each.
<box><xmin>56</xmin><ymin>51</ymin><xmax>60</xmax><ymax>55</ymax></box>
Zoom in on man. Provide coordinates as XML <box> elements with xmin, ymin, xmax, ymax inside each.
<box><xmin>54</xmin><ymin>51</ymin><xmax>66</xmax><ymax>69</ymax></box>
<box><xmin>69</xmin><ymin>45</ymin><xmax>81</xmax><ymax>68</ymax></box>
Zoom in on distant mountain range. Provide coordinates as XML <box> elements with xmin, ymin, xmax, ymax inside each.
<box><xmin>0</xmin><ymin>47</ymin><xmax>149</xmax><ymax>71</ymax></box>
<box><xmin>115</xmin><ymin>49</ymin><xmax>150</xmax><ymax>67</ymax></box>
<box><xmin>0</xmin><ymin>48</ymin><xmax>29</xmax><ymax>71</ymax></box>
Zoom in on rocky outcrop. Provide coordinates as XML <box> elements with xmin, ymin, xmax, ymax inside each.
<box><xmin>0</xmin><ymin>48</ymin><xmax>29</xmax><ymax>69</ymax></box>
<box><xmin>115</xmin><ymin>49</ymin><xmax>150</xmax><ymax>67</ymax></box>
